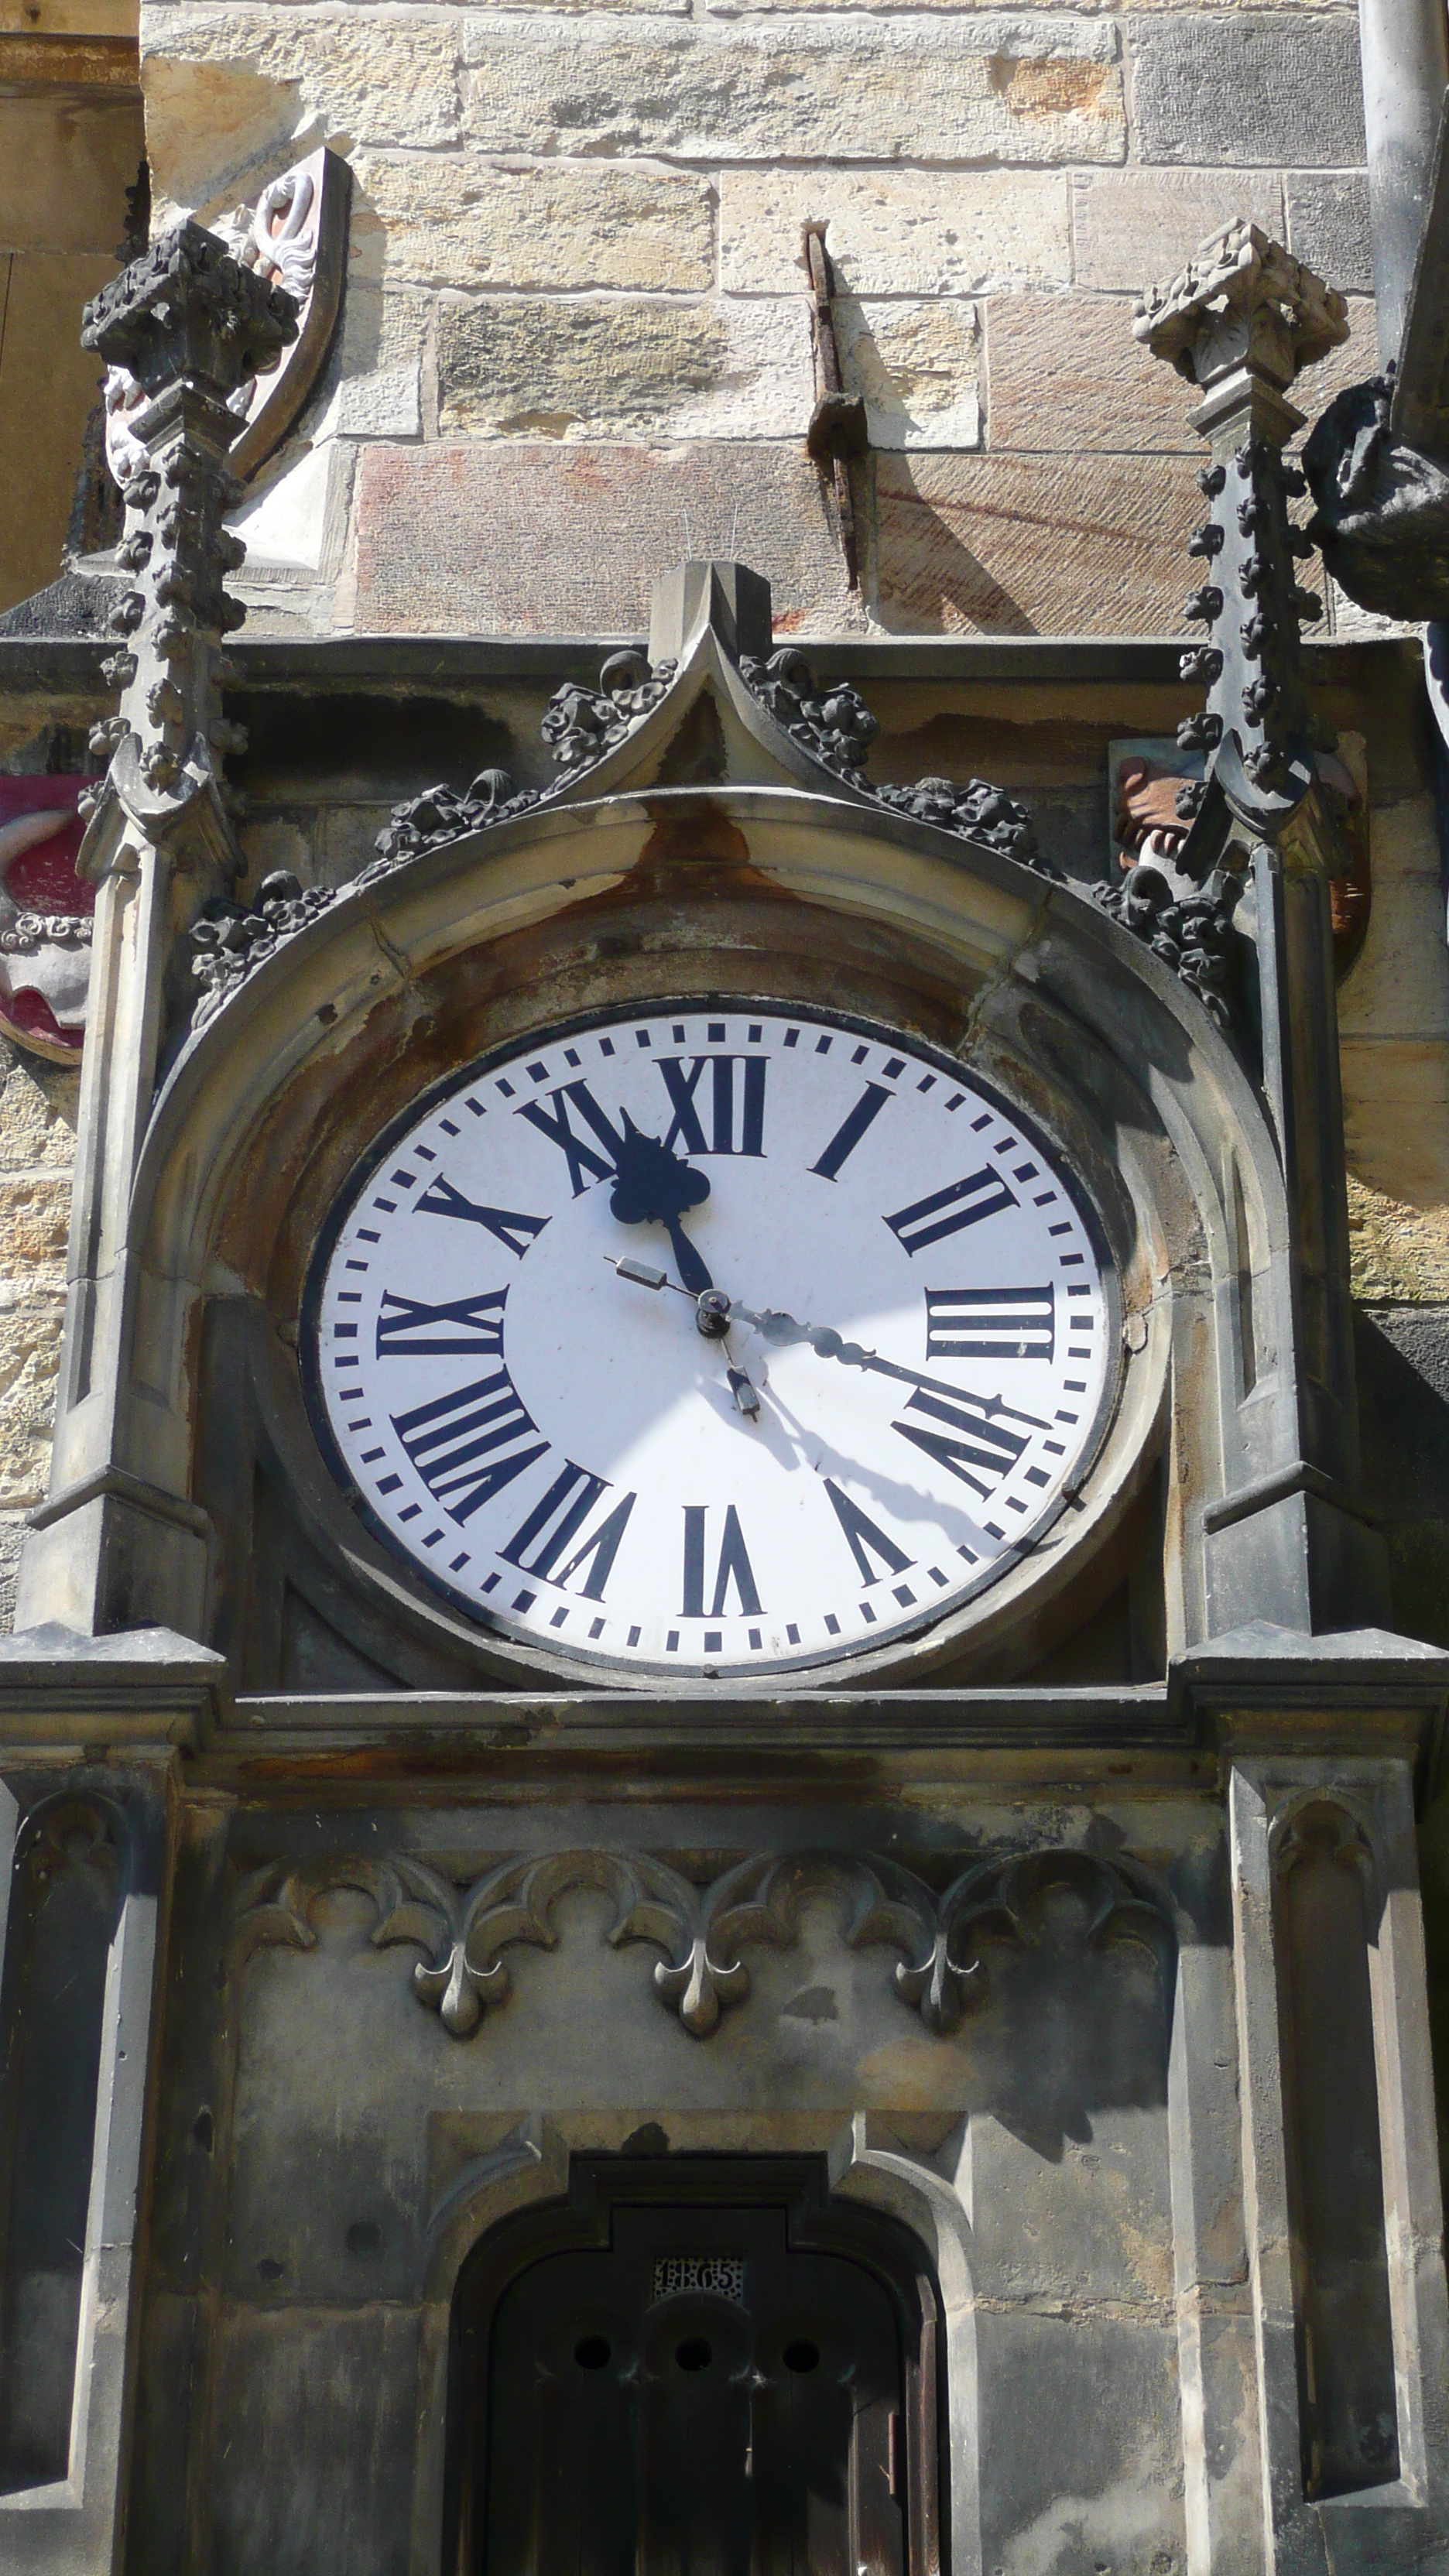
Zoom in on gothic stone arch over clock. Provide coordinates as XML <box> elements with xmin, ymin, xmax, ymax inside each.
<box><xmin>304</xmin><ymin>1001</ymin><xmax>1119</xmax><ymax>1682</ymax></box>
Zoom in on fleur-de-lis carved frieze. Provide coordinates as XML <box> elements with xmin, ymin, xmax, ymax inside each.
<box><xmin>235</xmin><ymin>1845</ymin><xmax>1173</xmax><ymax>2044</ymax></box>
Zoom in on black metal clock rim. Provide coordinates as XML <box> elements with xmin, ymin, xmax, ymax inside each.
<box><xmin>300</xmin><ymin>994</ymin><xmax>1126</xmax><ymax>1687</ymax></box>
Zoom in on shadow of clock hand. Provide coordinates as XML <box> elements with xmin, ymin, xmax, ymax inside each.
<box><xmin>607</xmin><ymin>1111</ymin><xmax>714</xmax><ymax>1295</ymax></box>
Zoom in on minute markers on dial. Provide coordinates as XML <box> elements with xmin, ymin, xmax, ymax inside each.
<box><xmin>310</xmin><ymin>1002</ymin><xmax>1116</xmax><ymax>1673</ymax></box>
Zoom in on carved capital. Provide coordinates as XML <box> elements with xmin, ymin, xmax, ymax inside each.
<box><xmin>80</xmin><ymin>219</ymin><xmax>297</xmax><ymax>418</ymax></box>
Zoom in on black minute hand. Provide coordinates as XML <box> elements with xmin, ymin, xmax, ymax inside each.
<box><xmin>726</xmin><ymin>1300</ymin><xmax>1048</xmax><ymax>1427</ymax></box>
<box><xmin>607</xmin><ymin>1112</ymin><xmax>714</xmax><ymax>1295</ymax></box>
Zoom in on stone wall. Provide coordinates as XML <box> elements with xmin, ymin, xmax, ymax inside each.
<box><xmin>138</xmin><ymin>0</ymin><xmax>1376</xmax><ymax>638</ymax></box>
<box><xmin>0</xmin><ymin>9</ymin><xmax>143</xmax><ymax>611</ymax></box>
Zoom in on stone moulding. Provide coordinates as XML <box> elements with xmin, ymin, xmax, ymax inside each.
<box><xmin>236</xmin><ymin>1845</ymin><xmax>1174</xmax><ymax>2043</ymax></box>
<box><xmin>188</xmin><ymin>633</ymin><xmax>1047</xmax><ymax>1032</ymax></box>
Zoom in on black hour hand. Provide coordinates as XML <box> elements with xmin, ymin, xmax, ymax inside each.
<box><xmin>608</xmin><ymin>1112</ymin><xmax>714</xmax><ymax>1294</ymax></box>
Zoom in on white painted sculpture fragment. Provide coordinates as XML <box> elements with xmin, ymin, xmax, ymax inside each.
<box><xmin>101</xmin><ymin>147</ymin><xmax>351</xmax><ymax>495</ymax></box>
<box><xmin>0</xmin><ymin>803</ymin><xmax>94</xmax><ymax>1065</ymax></box>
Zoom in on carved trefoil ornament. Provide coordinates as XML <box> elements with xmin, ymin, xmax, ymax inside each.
<box><xmin>237</xmin><ymin>1845</ymin><xmax>1174</xmax><ymax>2045</ymax></box>
<box><xmin>101</xmin><ymin>149</ymin><xmax>350</xmax><ymax>495</ymax></box>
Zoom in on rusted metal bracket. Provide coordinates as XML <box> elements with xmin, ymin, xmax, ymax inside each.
<box><xmin>804</xmin><ymin>226</ymin><xmax>868</xmax><ymax>591</ymax></box>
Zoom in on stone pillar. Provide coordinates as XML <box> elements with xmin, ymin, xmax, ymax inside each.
<box><xmin>1228</xmin><ymin>1761</ymin><xmax>1449</xmax><ymax>2571</ymax></box>
<box><xmin>14</xmin><ymin>225</ymin><xmax>295</xmax><ymax>1643</ymax></box>
<box><xmin>1136</xmin><ymin>226</ymin><xmax>1387</xmax><ymax>1634</ymax></box>
<box><xmin>0</xmin><ymin>1767</ymin><xmax>168</xmax><ymax>2574</ymax></box>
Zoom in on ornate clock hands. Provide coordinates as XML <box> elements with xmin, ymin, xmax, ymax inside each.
<box><xmin>604</xmin><ymin>1259</ymin><xmax>762</xmax><ymax>1419</ymax></box>
<box><xmin>726</xmin><ymin>1299</ymin><xmax>1049</xmax><ymax>1426</ymax></box>
<box><xmin>607</xmin><ymin>1261</ymin><xmax>1042</xmax><ymax>1430</ymax></box>
<box><xmin>607</xmin><ymin>1111</ymin><xmax>714</xmax><ymax>1295</ymax></box>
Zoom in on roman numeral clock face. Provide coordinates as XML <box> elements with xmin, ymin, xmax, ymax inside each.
<box><xmin>306</xmin><ymin>1005</ymin><xmax>1117</xmax><ymax>1677</ymax></box>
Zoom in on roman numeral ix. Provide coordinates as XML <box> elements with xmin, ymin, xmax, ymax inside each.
<box><xmin>926</xmin><ymin>1285</ymin><xmax>1055</xmax><ymax>1362</ymax></box>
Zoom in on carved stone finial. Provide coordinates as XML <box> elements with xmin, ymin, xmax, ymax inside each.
<box><xmin>1134</xmin><ymin>221</ymin><xmax>1348</xmax><ymax>413</ymax></box>
<box><xmin>80</xmin><ymin>218</ymin><xmax>296</xmax><ymax>413</ymax></box>
<box><xmin>1134</xmin><ymin>223</ymin><xmax>1346</xmax><ymax>831</ymax></box>
<box><xmin>77</xmin><ymin>224</ymin><xmax>300</xmax><ymax>850</ymax></box>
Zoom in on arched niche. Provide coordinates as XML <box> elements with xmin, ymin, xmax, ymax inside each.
<box><xmin>97</xmin><ymin>783</ymin><xmax>1293</xmax><ymax>1680</ymax></box>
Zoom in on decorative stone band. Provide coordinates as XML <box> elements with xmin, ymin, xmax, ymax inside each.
<box><xmin>235</xmin><ymin>1844</ymin><xmax>1173</xmax><ymax>2043</ymax></box>
<box><xmin>0</xmin><ymin>913</ymin><xmax>93</xmax><ymax>954</ymax></box>
<box><xmin>372</xmin><ymin>645</ymin><xmax>1046</xmax><ymax>878</ymax></box>
<box><xmin>1091</xmin><ymin>864</ymin><xmax>1242</xmax><ymax>1034</ymax></box>
<box><xmin>372</xmin><ymin>651</ymin><xmax>678</xmax><ymax>866</ymax></box>
<box><xmin>738</xmin><ymin>649</ymin><xmax>1046</xmax><ymax>867</ymax></box>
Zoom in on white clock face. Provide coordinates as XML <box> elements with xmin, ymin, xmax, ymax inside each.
<box><xmin>307</xmin><ymin>1004</ymin><xmax>1116</xmax><ymax>1677</ymax></box>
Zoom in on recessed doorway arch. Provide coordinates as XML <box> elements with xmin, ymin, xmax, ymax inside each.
<box><xmin>445</xmin><ymin>2154</ymin><xmax>944</xmax><ymax>2576</ymax></box>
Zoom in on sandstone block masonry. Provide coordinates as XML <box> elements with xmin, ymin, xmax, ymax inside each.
<box><xmin>136</xmin><ymin>0</ymin><xmax>1372</xmax><ymax>636</ymax></box>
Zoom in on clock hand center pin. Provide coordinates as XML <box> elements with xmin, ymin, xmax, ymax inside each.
<box><xmin>602</xmin><ymin>1261</ymin><xmax>762</xmax><ymax>1420</ymax></box>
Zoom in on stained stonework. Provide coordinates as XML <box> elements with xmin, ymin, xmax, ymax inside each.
<box><xmin>347</xmin><ymin>440</ymin><xmax>860</xmax><ymax>635</ymax></box>
<box><xmin>105</xmin><ymin>0</ymin><xmax>1378</xmax><ymax>642</ymax></box>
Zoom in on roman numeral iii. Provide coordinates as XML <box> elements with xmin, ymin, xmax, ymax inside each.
<box><xmin>925</xmin><ymin>1285</ymin><xmax>1055</xmax><ymax>1362</ymax></box>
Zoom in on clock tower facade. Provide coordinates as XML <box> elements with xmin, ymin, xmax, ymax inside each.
<box><xmin>1</xmin><ymin>35</ymin><xmax>1449</xmax><ymax>2576</ymax></box>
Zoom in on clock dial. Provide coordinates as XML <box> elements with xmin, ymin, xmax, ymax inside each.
<box><xmin>306</xmin><ymin>1004</ymin><xmax>1116</xmax><ymax>1675</ymax></box>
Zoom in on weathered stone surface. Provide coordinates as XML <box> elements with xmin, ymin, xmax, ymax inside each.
<box><xmin>1348</xmin><ymin>1179</ymin><xmax>1449</xmax><ymax>1301</ymax></box>
<box><xmin>353</xmin><ymin>156</ymin><xmax>714</xmax><ymax>294</ymax></box>
<box><xmin>461</xmin><ymin>15</ymin><xmax>1125</xmax><ymax>165</ymax></box>
<box><xmin>0</xmin><ymin>1510</ymin><xmax>22</xmax><ymax>1633</ymax></box>
<box><xmin>437</xmin><ymin>295</ymin><xmax>811</xmax><ymax>440</ymax></box>
<box><xmin>721</xmin><ymin>169</ymin><xmax>1070</xmax><ymax>299</ymax></box>
<box><xmin>1286</xmin><ymin>170</ymin><xmax>1374</xmax><ymax>299</ymax></box>
<box><xmin>313</xmin><ymin>286</ymin><xmax>426</xmax><ymax>444</ymax></box>
<box><xmin>1128</xmin><ymin>12</ymin><xmax>1365</xmax><ymax>166</ymax></box>
<box><xmin>0</xmin><ymin>1042</ymin><xmax>78</xmax><ymax>1169</ymax></box>
<box><xmin>144</xmin><ymin>5</ymin><xmax>459</xmax><ymax>206</ymax></box>
<box><xmin>986</xmin><ymin>290</ymin><xmax>1197</xmax><ymax>452</ymax></box>
<box><xmin>976</xmin><ymin>2311</ymin><xmax>1186</xmax><ymax>2574</ymax></box>
<box><xmin>836</xmin><ymin>297</ymin><xmax>980</xmax><ymax>450</ymax></box>
<box><xmin>0</xmin><ymin>249</ymin><xmax>115</xmax><ymax>611</ymax></box>
<box><xmin>1071</xmin><ymin>166</ymin><xmax>1283</xmax><ymax>293</ymax></box>
<box><xmin>0</xmin><ymin>1177</ymin><xmax>72</xmax><ymax>1286</ymax></box>
<box><xmin>869</xmin><ymin>450</ymin><xmax>1201</xmax><ymax>633</ymax></box>
<box><xmin>0</xmin><ymin>1293</ymin><xmax>63</xmax><ymax>1507</ymax></box>
<box><xmin>1338</xmin><ymin>795</ymin><xmax>1449</xmax><ymax>1218</ymax></box>
<box><xmin>350</xmin><ymin>439</ymin><xmax>859</xmax><ymax>634</ymax></box>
